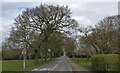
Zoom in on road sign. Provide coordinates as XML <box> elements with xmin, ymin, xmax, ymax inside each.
<box><xmin>22</xmin><ymin>49</ymin><xmax>26</xmax><ymax>55</ymax></box>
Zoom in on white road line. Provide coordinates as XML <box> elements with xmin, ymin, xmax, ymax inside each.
<box><xmin>50</xmin><ymin>60</ymin><xmax>61</xmax><ymax>71</ymax></box>
<box><xmin>60</xmin><ymin>67</ymin><xmax>63</xmax><ymax>71</ymax></box>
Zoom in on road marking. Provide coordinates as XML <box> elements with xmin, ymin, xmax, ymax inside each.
<box><xmin>50</xmin><ymin>60</ymin><xmax>61</xmax><ymax>71</ymax></box>
<box><xmin>39</xmin><ymin>68</ymin><xmax>50</xmax><ymax>71</ymax></box>
<box><xmin>32</xmin><ymin>68</ymin><xmax>38</xmax><ymax>71</ymax></box>
<box><xmin>60</xmin><ymin>67</ymin><xmax>63</xmax><ymax>71</ymax></box>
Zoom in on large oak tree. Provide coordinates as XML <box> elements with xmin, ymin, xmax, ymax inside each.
<box><xmin>3</xmin><ymin>4</ymin><xmax>78</xmax><ymax>63</ymax></box>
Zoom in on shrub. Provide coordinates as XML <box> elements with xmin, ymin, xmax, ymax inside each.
<box><xmin>91</xmin><ymin>54</ymin><xmax>119</xmax><ymax>71</ymax></box>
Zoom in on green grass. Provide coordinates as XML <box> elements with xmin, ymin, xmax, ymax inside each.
<box><xmin>2</xmin><ymin>59</ymin><xmax>52</xmax><ymax>71</ymax></box>
<box><xmin>0</xmin><ymin>61</ymin><xmax>2</xmax><ymax>72</ymax></box>
<box><xmin>71</xmin><ymin>58</ymin><xmax>91</xmax><ymax>70</ymax></box>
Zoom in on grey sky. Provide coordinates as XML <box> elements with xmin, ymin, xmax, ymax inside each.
<box><xmin>0</xmin><ymin>0</ymin><xmax>119</xmax><ymax>43</ymax></box>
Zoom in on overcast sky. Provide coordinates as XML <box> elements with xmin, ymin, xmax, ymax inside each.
<box><xmin>0</xmin><ymin>0</ymin><xmax>119</xmax><ymax>44</ymax></box>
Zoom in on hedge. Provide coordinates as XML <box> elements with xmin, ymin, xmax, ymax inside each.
<box><xmin>91</xmin><ymin>54</ymin><xmax>119</xmax><ymax>71</ymax></box>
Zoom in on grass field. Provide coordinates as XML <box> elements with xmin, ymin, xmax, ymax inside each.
<box><xmin>71</xmin><ymin>58</ymin><xmax>91</xmax><ymax>70</ymax></box>
<box><xmin>2</xmin><ymin>59</ymin><xmax>52</xmax><ymax>71</ymax></box>
<box><xmin>0</xmin><ymin>61</ymin><xmax>2</xmax><ymax>72</ymax></box>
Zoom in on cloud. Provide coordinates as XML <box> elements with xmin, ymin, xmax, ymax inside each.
<box><xmin>72</xmin><ymin>16</ymin><xmax>93</xmax><ymax>27</ymax></box>
<box><xmin>0</xmin><ymin>17</ymin><xmax>13</xmax><ymax>39</ymax></box>
<box><xmin>71</xmin><ymin>2</ymin><xmax>118</xmax><ymax>25</ymax></box>
<box><xmin>2</xmin><ymin>2</ymin><xmax>34</xmax><ymax>18</ymax></box>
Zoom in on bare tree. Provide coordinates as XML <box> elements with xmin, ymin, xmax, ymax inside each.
<box><xmin>3</xmin><ymin>4</ymin><xmax>78</xmax><ymax>63</ymax></box>
<box><xmin>79</xmin><ymin>15</ymin><xmax>119</xmax><ymax>54</ymax></box>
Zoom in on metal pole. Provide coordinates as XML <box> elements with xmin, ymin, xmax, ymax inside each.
<box><xmin>22</xmin><ymin>49</ymin><xmax>26</xmax><ymax>69</ymax></box>
<box><xmin>23</xmin><ymin>54</ymin><xmax>26</xmax><ymax>69</ymax></box>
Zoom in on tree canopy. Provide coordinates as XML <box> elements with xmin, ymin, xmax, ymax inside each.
<box><xmin>2</xmin><ymin>4</ymin><xmax>78</xmax><ymax>62</ymax></box>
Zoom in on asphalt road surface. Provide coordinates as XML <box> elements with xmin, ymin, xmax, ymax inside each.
<box><xmin>31</xmin><ymin>56</ymin><xmax>72</xmax><ymax>71</ymax></box>
<box><xmin>28</xmin><ymin>56</ymin><xmax>90</xmax><ymax>73</ymax></box>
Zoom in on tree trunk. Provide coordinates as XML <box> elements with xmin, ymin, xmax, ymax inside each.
<box><xmin>34</xmin><ymin>49</ymin><xmax>39</xmax><ymax>65</ymax></box>
<box><xmin>53</xmin><ymin>53</ymin><xmax>55</xmax><ymax>60</ymax></box>
<box><xmin>41</xmin><ymin>52</ymin><xmax>44</xmax><ymax>63</ymax></box>
<box><xmin>50</xmin><ymin>52</ymin><xmax>52</xmax><ymax>60</ymax></box>
<box><xmin>44</xmin><ymin>50</ymin><xmax>47</xmax><ymax>62</ymax></box>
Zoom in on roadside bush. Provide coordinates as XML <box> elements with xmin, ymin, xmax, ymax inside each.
<box><xmin>91</xmin><ymin>54</ymin><xmax>119</xmax><ymax>71</ymax></box>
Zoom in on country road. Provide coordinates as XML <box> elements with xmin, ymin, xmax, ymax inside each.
<box><xmin>28</xmin><ymin>56</ymin><xmax>90</xmax><ymax>73</ymax></box>
<box><xmin>31</xmin><ymin>56</ymin><xmax>72</xmax><ymax>71</ymax></box>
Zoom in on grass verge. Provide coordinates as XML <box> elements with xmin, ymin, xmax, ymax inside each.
<box><xmin>71</xmin><ymin>58</ymin><xmax>91</xmax><ymax>70</ymax></box>
<box><xmin>2</xmin><ymin>59</ymin><xmax>53</xmax><ymax>71</ymax></box>
<box><xmin>0</xmin><ymin>61</ymin><xmax>2</xmax><ymax>72</ymax></box>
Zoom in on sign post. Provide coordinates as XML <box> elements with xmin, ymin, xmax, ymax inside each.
<box><xmin>22</xmin><ymin>49</ymin><xmax>26</xmax><ymax>69</ymax></box>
